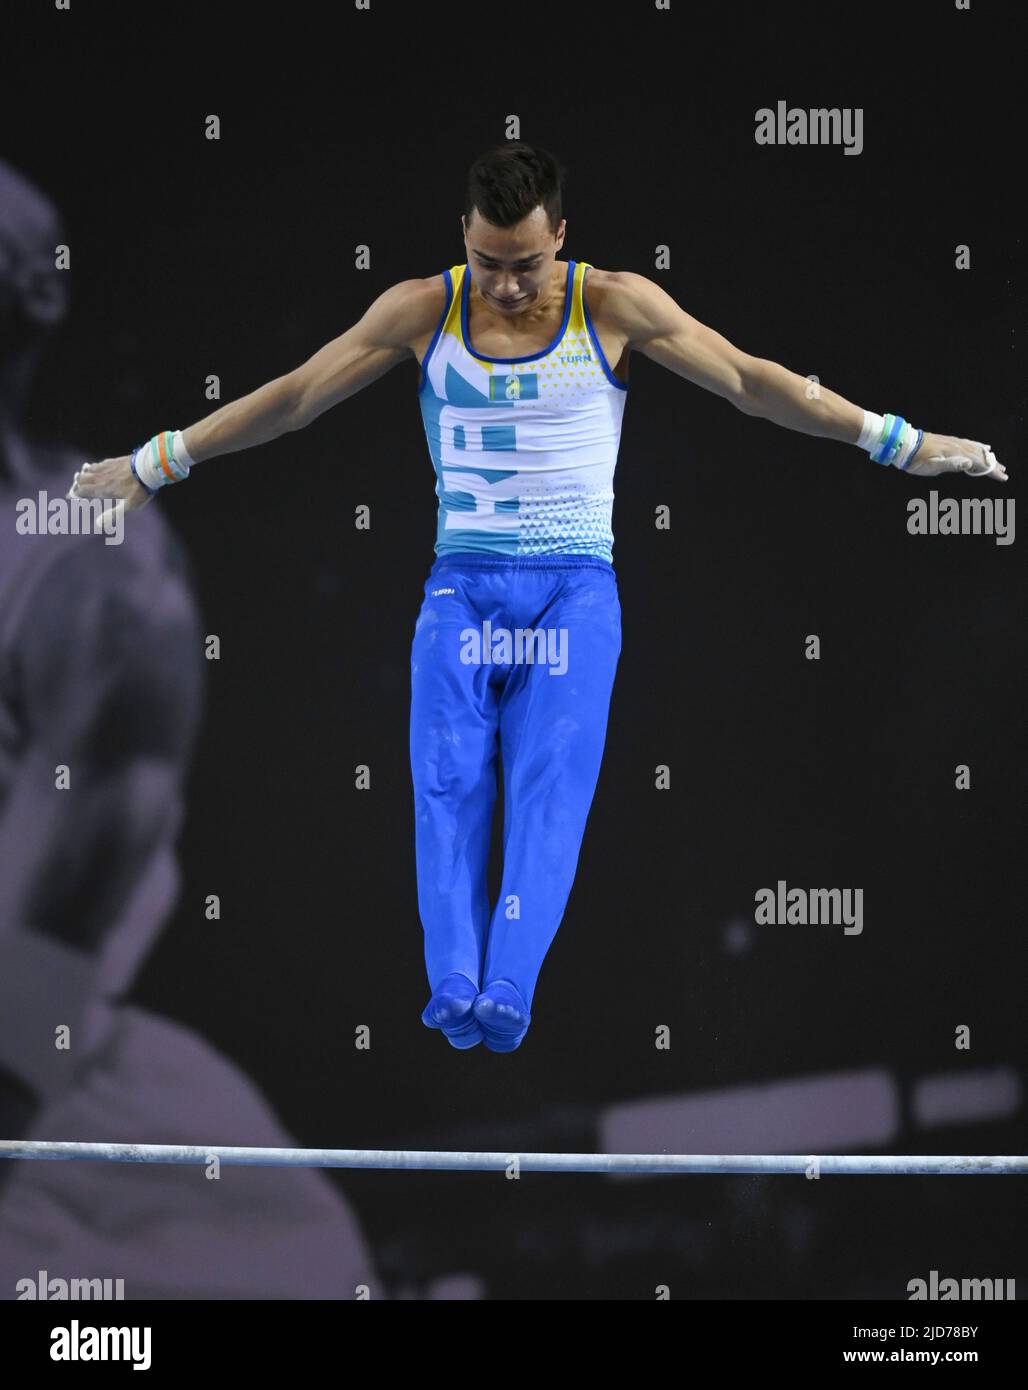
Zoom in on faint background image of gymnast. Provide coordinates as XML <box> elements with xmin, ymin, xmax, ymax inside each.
<box><xmin>0</xmin><ymin>161</ymin><xmax>380</xmax><ymax>1299</ymax></box>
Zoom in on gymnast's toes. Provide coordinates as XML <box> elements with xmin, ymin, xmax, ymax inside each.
<box><xmin>421</xmin><ymin>973</ymin><xmax>484</xmax><ymax>1048</ymax></box>
<box><xmin>473</xmin><ymin>980</ymin><xmax>531</xmax><ymax>1052</ymax></box>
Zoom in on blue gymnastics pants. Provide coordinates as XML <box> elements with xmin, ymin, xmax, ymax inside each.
<box><xmin>410</xmin><ymin>552</ymin><xmax>622</xmax><ymax>1011</ymax></box>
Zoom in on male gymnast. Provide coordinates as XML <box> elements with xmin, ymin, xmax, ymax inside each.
<box><xmin>68</xmin><ymin>141</ymin><xmax>1007</xmax><ymax>1054</ymax></box>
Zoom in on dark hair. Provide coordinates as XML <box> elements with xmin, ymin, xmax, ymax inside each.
<box><xmin>464</xmin><ymin>142</ymin><xmax>566</xmax><ymax>236</ymax></box>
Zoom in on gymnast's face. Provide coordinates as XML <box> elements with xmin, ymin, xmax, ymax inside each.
<box><xmin>462</xmin><ymin>205</ymin><xmax>566</xmax><ymax>315</ymax></box>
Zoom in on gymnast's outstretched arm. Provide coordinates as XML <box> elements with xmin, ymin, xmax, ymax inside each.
<box><xmin>593</xmin><ymin>270</ymin><xmax>1008</xmax><ymax>482</ymax></box>
<box><xmin>65</xmin><ymin>277</ymin><xmax>446</xmax><ymax>508</ymax></box>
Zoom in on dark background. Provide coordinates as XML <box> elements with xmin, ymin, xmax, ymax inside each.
<box><xmin>3</xmin><ymin>0</ymin><xmax>1024</xmax><ymax>1298</ymax></box>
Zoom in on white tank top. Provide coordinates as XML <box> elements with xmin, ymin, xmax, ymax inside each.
<box><xmin>417</xmin><ymin>259</ymin><xmax>629</xmax><ymax>561</ymax></box>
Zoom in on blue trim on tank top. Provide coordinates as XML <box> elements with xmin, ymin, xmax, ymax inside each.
<box><xmin>460</xmin><ymin>260</ymin><xmax>575</xmax><ymax>364</ymax></box>
<box><xmin>417</xmin><ymin>267</ymin><xmax>453</xmax><ymax>395</ymax></box>
<box><xmin>581</xmin><ymin>265</ymin><xmax>629</xmax><ymax>392</ymax></box>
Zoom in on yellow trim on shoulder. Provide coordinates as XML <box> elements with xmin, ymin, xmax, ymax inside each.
<box><xmin>569</xmin><ymin>260</ymin><xmax>592</xmax><ymax>336</ymax></box>
<box><xmin>441</xmin><ymin>265</ymin><xmax>466</xmax><ymax>340</ymax></box>
<box><xmin>439</xmin><ymin>260</ymin><xmax>595</xmax><ymax>355</ymax></box>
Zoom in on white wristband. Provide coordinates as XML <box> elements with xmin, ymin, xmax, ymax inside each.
<box><xmin>857</xmin><ymin>410</ymin><xmax>885</xmax><ymax>452</ymax></box>
<box><xmin>171</xmin><ymin>428</ymin><xmax>197</xmax><ymax>469</ymax></box>
<box><xmin>858</xmin><ymin>410</ymin><xmax>922</xmax><ymax>469</ymax></box>
<box><xmin>132</xmin><ymin>431</ymin><xmax>191</xmax><ymax>491</ymax></box>
<box><xmin>891</xmin><ymin>423</ymin><xmax>922</xmax><ymax>471</ymax></box>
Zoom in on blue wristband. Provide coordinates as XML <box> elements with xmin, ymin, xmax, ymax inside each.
<box><xmin>129</xmin><ymin>446</ymin><xmax>159</xmax><ymax>496</ymax></box>
<box><xmin>872</xmin><ymin>414</ymin><xmax>906</xmax><ymax>466</ymax></box>
<box><xmin>897</xmin><ymin>428</ymin><xmax>924</xmax><ymax>471</ymax></box>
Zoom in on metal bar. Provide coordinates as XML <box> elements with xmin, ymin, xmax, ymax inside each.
<box><xmin>0</xmin><ymin>1142</ymin><xmax>1025</xmax><ymax>1175</ymax></box>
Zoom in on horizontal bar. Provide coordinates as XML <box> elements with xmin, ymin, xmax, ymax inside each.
<box><xmin>0</xmin><ymin>1142</ymin><xmax>1025</xmax><ymax>1175</ymax></box>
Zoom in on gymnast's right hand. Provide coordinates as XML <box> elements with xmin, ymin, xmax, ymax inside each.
<box><xmin>66</xmin><ymin>456</ymin><xmax>154</xmax><ymax>510</ymax></box>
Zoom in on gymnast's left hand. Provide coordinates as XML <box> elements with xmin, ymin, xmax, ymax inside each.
<box><xmin>66</xmin><ymin>455</ymin><xmax>154</xmax><ymax>509</ymax></box>
<box><xmin>904</xmin><ymin>433</ymin><xmax>1008</xmax><ymax>481</ymax></box>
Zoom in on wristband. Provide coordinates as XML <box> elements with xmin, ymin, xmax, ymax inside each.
<box><xmin>129</xmin><ymin>448</ymin><xmax>158</xmax><ymax>495</ymax></box>
<box><xmin>857</xmin><ymin>410</ymin><xmax>885</xmax><ymax>451</ymax></box>
<box><xmin>171</xmin><ymin>428</ymin><xmax>197</xmax><ymax>469</ymax></box>
<box><xmin>896</xmin><ymin>427</ymin><xmax>924</xmax><ymax>471</ymax></box>
<box><xmin>859</xmin><ymin>410</ymin><xmax>923</xmax><ymax>470</ymax></box>
<box><xmin>130</xmin><ymin>429</ymin><xmax>193</xmax><ymax>492</ymax></box>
